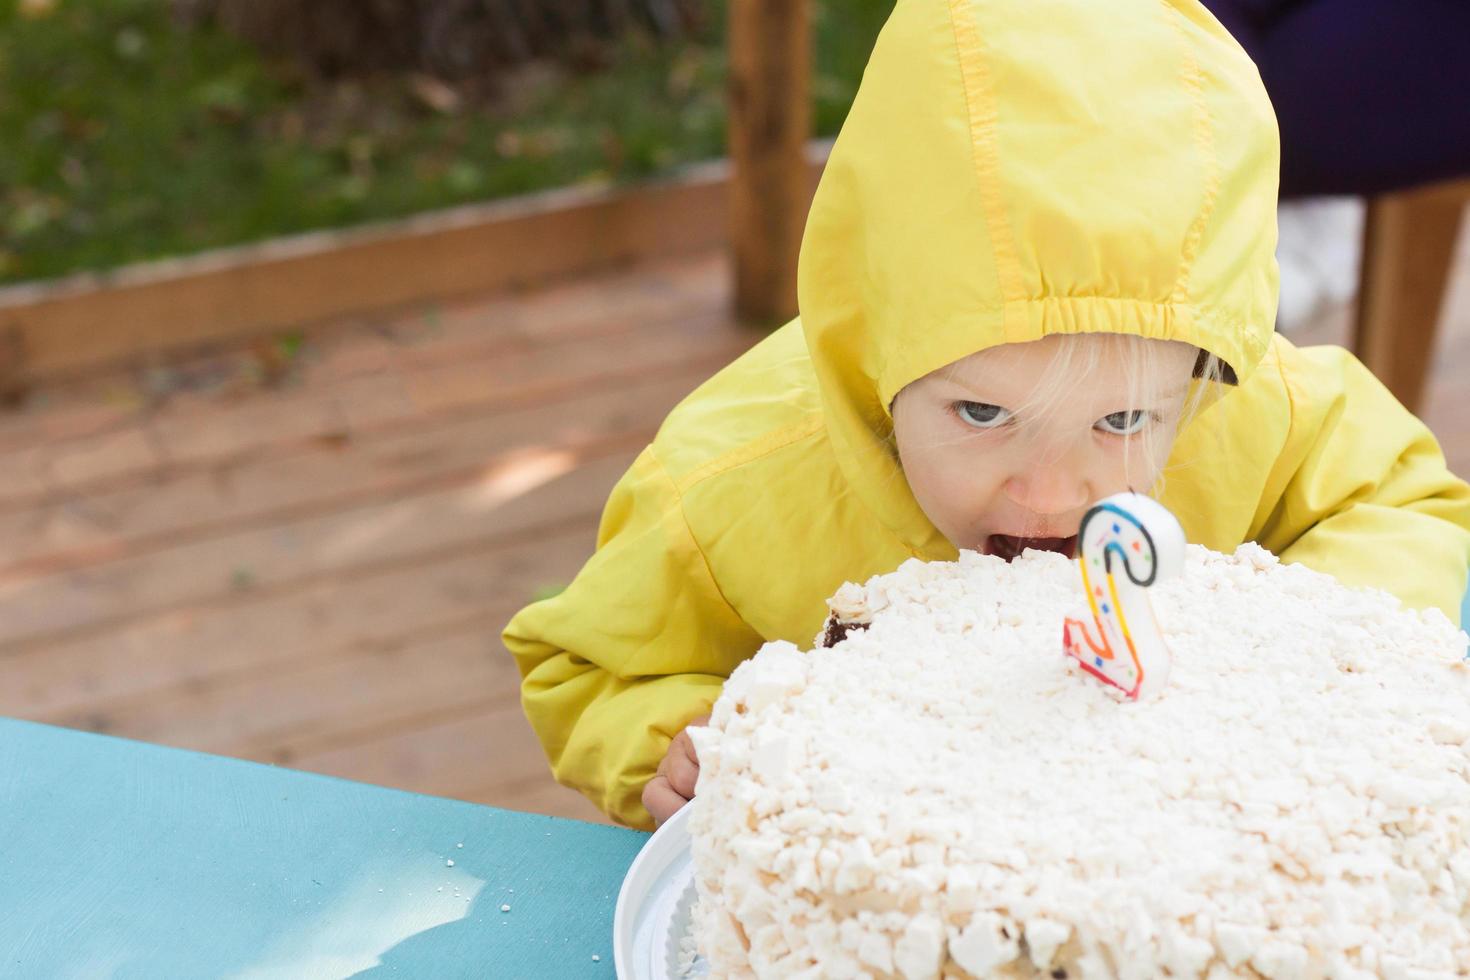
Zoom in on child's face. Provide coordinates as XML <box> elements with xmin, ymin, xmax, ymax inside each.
<box><xmin>892</xmin><ymin>334</ymin><xmax>1198</xmax><ymax>559</ymax></box>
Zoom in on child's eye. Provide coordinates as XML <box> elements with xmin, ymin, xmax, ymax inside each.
<box><xmin>955</xmin><ymin>401</ymin><xmax>1012</xmax><ymax>429</ymax></box>
<box><xmin>1096</xmin><ymin>410</ymin><xmax>1151</xmax><ymax>435</ymax></box>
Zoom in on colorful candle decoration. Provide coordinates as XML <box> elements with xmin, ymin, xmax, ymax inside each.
<box><xmin>1062</xmin><ymin>492</ymin><xmax>1186</xmax><ymax>702</ymax></box>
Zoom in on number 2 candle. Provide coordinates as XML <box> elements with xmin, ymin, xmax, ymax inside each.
<box><xmin>1062</xmin><ymin>492</ymin><xmax>1186</xmax><ymax>702</ymax></box>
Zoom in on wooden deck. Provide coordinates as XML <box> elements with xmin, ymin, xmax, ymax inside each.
<box><xmin>1</xmin><ymin>231</ymin><xmax>1467</xmax><ymax>827</ymax></box>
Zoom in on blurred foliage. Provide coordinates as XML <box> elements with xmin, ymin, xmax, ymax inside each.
<box><xmin>175</xmin><ymin>0</ymin><xmax>706</xmax><ymax>80</ymax></box>
<box><xmin>0</xmin><ymin>0</ymin><xmax>892</xmax><ymax>285</ymax></box>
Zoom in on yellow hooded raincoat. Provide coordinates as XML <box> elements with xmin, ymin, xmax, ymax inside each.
<box><xmin>505</xmin><ymin>0</ymin><xmax>1470</xmax><ymax>829</ymax></box>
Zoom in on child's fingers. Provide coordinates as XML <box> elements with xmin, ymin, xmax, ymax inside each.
<box><xmin>666</xmin><ymin>733</ymin><xmax>701</xmax><ymax>799</ymax></box>
<box><xmin>642</xmin><ymin>715</ymin><xmax>713</xmax><ymax>826</ymax></box>
<box><xmin>642</xmin><ymin>774</ymin><xmax>688</xmax><ymax>827</ymax></box>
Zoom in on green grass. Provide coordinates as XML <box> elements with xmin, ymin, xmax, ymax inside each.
<box><xmin>0</xmin><ymin>0</ymin><xmax>892</xmax><ymax>285</ymax></box>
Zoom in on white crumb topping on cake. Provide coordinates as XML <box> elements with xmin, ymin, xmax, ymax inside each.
<box><xmin>687</xmin><ymin>544</ymin><xmax>1470</xmax><ymax>979</ymax></box>
<box><xmin>827</xmin><ymin>580</ymin><xmax>890</xmax><ymax>626</ymax></box>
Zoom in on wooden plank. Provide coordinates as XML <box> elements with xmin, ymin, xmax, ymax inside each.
<box><xmin>0</xmin><ymin>308</ymin><xmax>751</xmax><ymax>514</ymax></box>
<box><xmin>0</xmin><ymin>250</ymin><xmax>725</xmax><ymax>462</ymax></box>
<box><xmin>289</xmin><ymin>250</ymin><xmax>728</xmax><ymax>388</ymax></box>
<box><xmin>0</xmin><ymin>198</ymin><xmax>735</xmax><ymax>508</ymax></box>
<box><xmin>68</xmin><ymin>619</ymin><xmax>523</xmax><ymax>758</ymax></box>
<box><xmin>0</xmin><ymin>364</ymin><xmax>726</xmax><ymax>577</ymax></box>
<box><xmin>285</xmin><ymin>703</ymin><xmax>619</xmax><ymax>825</ymax></box>
<box><xmin>323</xmin><ymin>312</ymin><xmax>749</xmax><ymax>432</ymax></box>
<box><xmin>0</xmin><ymin>516</ymin><xmax>598</xmax><ymax>723</ymax></box>
<box><xmin>1354</xmin><ymin>187</ymin><xmax>1468</xmax><ymax>413</ymax></box>
<box><xmin>284</xmin><ymin>698</ymin><xmax>550</xmax><ymax>802</ymax></box>
<box><xmin>381</xmin><ymin>250</ymin><xmax>730</xmax><ymax>364</ymax></box>
<box><xmin>729</xmin><ymin>0</ymin><xmax>812</xmax><ymax>324</ymax></box>
<box><xmin>0</xmin><ymin>397</ymin><xmax>137</xmax><ymax>457</ymax></box>
<box><xmin>0</xmin><ymin>446</ymin><xmax>636</xmax><ymax>651</ymax></box>
<box><xmin>0</xmin><ymin>425</ymin><xmax>167</xmax><ymax>506</ymax></box>
<box><xmin>0</xmin><ymin>150</ymin><xmax>827</xmax><ymax>384</ymax></box>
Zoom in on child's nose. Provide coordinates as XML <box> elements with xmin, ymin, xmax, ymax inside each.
<box><xmin>1001</xmin><ymin>463</ymin><xmax>1090</xmax><ymax>516</ymax></box>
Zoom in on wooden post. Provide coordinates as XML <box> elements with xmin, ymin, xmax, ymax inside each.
<box><xmin>728</xmin><ymin>0</ymin><xmax>811</xmax><ymax>325</ymax></box>
<box><xmin>1353</xmin><ymin>180</ymin><xmax>1469</xmax><ymax>414</ymax></box>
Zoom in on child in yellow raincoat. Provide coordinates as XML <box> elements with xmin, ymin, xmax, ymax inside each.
<box><xmin>504</xmin><ymin>0</ymin><xmax>1470</xmax><ymax>830</ymax></box>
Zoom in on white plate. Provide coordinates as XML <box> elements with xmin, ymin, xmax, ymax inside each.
<box><xmin>613</xmin><ymin>804</ymin><xmax>706</xmax><ymax>979</ymax></box>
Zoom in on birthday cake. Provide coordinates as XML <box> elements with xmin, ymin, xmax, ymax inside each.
<box><xmin>686</xmin><ymin>526</ymin><xmax>1470</xmax><ymax>977</ymax></box>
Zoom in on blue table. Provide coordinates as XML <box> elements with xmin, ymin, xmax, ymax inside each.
<box><xmin>0</xmin><ymin>718</ymin><xmax>647</xmax><ymax>979</ymax></box>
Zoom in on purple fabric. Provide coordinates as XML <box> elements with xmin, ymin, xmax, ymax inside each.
<box><xmin>1200</xmin><ymin>0</ymin><xmax>1470</xmax><ymax>197</ymax></box>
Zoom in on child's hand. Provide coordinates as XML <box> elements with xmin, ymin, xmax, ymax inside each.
<box><xmin>643</xmin><ymin>715</ymin><xmax>709</xmax><ymax>828</ymax></box>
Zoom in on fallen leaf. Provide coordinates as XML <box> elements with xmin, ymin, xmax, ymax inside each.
<box><xmin>18</xmin><ymin>0</ymin><xmax>57</xmax><ymax>20</ymax></box>
<box><xmin>409</xmin><ymin>74</ymin><xmax>462</xmax><ymax>115</ymax></box>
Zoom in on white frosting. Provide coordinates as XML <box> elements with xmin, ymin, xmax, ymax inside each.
<box><xmin>827</xmin><ymin>580</ymin><xmax>891</xmax><ymax>627</ymax></box>
<box><xmin>688</xmin><ymin>544</ymin><xmax>1470</xmax><ymax>978</ymax></box>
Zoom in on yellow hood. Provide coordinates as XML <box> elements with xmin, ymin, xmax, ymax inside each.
<box><xmin>799</xmin><ymin>0</ymin><xmax>1280</xmax><ymax>544</ymax></box>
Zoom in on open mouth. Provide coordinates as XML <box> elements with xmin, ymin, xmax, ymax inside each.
<box><xmin>985</xmin><ymin>534</ymin><xmax>1078</xmax><ymax>562</ymax></box>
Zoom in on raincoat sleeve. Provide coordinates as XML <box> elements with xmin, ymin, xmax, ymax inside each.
<box><xmin>502</xmin><ymin>445</ymin><xmax>764</xmax><ymax>830</ymax></box>
<box><xmin>1254</xmin><ymin>342</ymin><xmax>1470</xmax><ymax>623</ymax></box>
